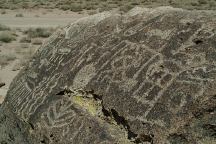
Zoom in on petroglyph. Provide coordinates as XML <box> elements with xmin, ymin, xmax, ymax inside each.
<box><xmin>73</xmin><ymin>64</ymin><xmax>96</xmax><ymax>89</ymax></box>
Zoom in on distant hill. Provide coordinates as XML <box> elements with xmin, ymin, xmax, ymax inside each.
<box><xmin>0</xmin><ymin>0</ymin><xmax>216</xmax><ymax>12</ymax></box>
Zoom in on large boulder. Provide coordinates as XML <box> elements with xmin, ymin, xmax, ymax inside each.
<box><xmin>1</xmin><ymin>7</ymin><xmax>216</xmax><ymax>143</ymax></box>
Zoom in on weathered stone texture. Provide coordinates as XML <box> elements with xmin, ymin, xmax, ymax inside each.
<box><xmin>1</xmin><ymin>7</ymin><xmax>216</xmax><ymax>143</ymax></box>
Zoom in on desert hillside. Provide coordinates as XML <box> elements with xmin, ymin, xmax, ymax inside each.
<box><xmin>1</xmin><ymin>0</ymin><xmax>216</xmax><ymax>11</ymax></box>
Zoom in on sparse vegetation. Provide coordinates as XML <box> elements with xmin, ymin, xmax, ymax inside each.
<box><xmin>88</xmin><ymin>10</ymin><xmax>97</xmax><ymax>15</ymax></box>
<box><xmin>24</xmin><ymin>28</ymin><xmax>54</xmax><ymax>38</ymax></box>
<box><xmin>20</xmin><ymin>37</ymin><xmax>31</xmax><ymax>43</ymax></box>
<box><xmin>70</xmin><ymin>4</ymin><xmax>83</xmax><ymax>12</ymax></box>
<box><xmin>119</xmin><ymin>4</ymin><xmax>134</xmax><ymax>13</ymax></box>
<box><xmin>0</xmin><ymin>31</ymin><xmax>16</xmax><ymax>43</ymax></box>
<box><xmin>15</xmin><ymin>13</ymin><xmax>24</xmax><ymax>17</ymax></box>
<box><xmin>0</xmin><ymin>54</ymin><xmax>16</xmax><ymax>67</ymax></box>
<box><xmin>0</xmin><ymin>0</ymin><xmax>216</xmax><ymax>11</ymax></box>
<box><xmin>198</xmin><ymin>0</ymin><xmax>207</xmax><ymax>5</ymax></box>
<box><xmin>191</xmin><ymin>2</ymin><xmax>199</xmax><ymax>6</ymax></box>
<box><xmin>0</xmin><ymin>24</ymin><xmax>10</xmax><ymax>31</ymax></box>
<box><xmin>20</xmin><ymin>43</ymin><xmax>30</xmax><ymax>49</ymax></box>
<box><xmin>1</xmin><ymin>10</ymin><xmax>6</xmax><ymax>14</ymax></box>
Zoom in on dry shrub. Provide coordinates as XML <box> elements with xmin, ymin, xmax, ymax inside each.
<box><xmin>0</xmin><ymin>31</ymin><xmax>16</xmax><ymax>43</ymax></box>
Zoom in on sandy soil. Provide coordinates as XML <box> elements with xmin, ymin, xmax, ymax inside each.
<box><xmin>0</xmin><ymin>60</ymin><xmax>20</xmax><ymax>103</ymax></box>
<box><xmin>0</xmin><ymin>9</ymin><xmax>87</xmax><ymax>28</ymax></box>
<box><xmin>0</xmin><ymin>8</ymin><xmax>87</xmax><ymax>103</ymax></box>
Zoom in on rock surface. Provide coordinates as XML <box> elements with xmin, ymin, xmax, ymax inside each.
<box><xmin>1</xmin><ymin>7</ymin><xmax>216</xmax><ymax>143</ymax></box>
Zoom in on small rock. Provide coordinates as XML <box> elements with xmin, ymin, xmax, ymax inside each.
<box><xmin>0</xmin><ymin>96</ymin><xmax>4</xmax><ymax>104</ymax></box>
<box><xmin>0</xmin><ymin>82</ymin><xmax>5</xmax><ymax>88</ymax></box>
<box><xmin>12</xmin><ymin>63</ymin><xmax>21</xmax><ymax>71</ymax></box>
<box><xmin>32</xmin><ymin>38</ymin><xmax>43</xmax><ymax>45</ymax></box>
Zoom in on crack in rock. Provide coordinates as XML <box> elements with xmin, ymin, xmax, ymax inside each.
<box><xmin>59</xmin><ymin>88</ymin><xmax>153</xmax><ymax>143</ymax></box>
